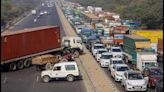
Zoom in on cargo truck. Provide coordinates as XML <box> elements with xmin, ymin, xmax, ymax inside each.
<box><xmin>1</xmin><ymin>26</ymin><xmax>84</xmax><ymax>71</ymax></box>
<box><xmin>123</xmin><ymin>35</ymin><xmax>158</xmax><ymax>71</ymax></box>
<box><xmin>157</xmin><ymin>38</ymin><xmax>163</xmax><ymax>61</ymax></box>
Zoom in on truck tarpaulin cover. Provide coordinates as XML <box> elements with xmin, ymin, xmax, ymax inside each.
<box><xmin>135</xmin><ymin>42</ymin><xmax>151</xmax><ymax>48</ymax></box>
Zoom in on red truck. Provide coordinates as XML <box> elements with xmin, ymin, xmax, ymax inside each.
<box><xmin>110</xmin><ymin>25</ymin><xmax>129</xmax><ymax>45</ymax></box>
<box><xmin>1</xmin><ymin>26</ymin><xmax>83</xmax><ymax>71</ymax></box>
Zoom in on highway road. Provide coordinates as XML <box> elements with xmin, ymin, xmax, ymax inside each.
<box><xmin>1</xmin><ymin>3</ymin><xmax>86</xmax><ymax>92</ymax></box>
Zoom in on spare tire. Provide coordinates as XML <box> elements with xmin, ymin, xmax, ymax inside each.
<box><xmin>73</xmin><ymin>51</ymin><xmax>80</xmax><ymax>58</ymax></box>
<box><xmin>45</xmin><ymin>63</ymin><xmax>53</xmax><ymax>70</ymax></box>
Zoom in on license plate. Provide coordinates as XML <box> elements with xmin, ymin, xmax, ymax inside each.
<box><xmin>135</xmin><ymin>87</ymin><xmax>140</xmax><ymax>89</ymax></box>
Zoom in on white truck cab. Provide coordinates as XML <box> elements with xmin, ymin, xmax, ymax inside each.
<box><xmin>111</xmin><ymin>46</ymin><xmax>123</xmax><ymax>58</ymax></box>
<box><xmin>41</xmin><ymin>62</ymin><xmax>80</xmax><ymax>82</ymax></box>
<box><xmin>137</xmin><ymin>52</ymin><xmax>158</xmax><ymax>72</ymax></box>
<box><xmin>62</xmin><ymin>36</ymin><xmax>84</xmax><ymax>54</ymax></box>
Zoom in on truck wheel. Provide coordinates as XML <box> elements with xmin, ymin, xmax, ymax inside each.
<box><xmin>9</xmin><ymin>62</ymin><xmax>17</xmax><ymax>71</ymax></box>
<box><xmin>24</xmin><ymin>59</ymin><xmax>31</xmax><ymax>68</ymax></box>
<box><xmin>45</xmin><ymin>63</ymin><xmax>53</xmax><ymax>70</ymax></box>
<box><xmin>43</xmin><ymin>75</ymin><xmax>50</xmax><ymax>83</ymax></box>
<box><xmin>17</xmin><ymin>60</ymin><xmax>24</xmax><ymax>69</ymax></box>
<box><xmin>73</xmin><ymin>51</ymin><xmax>79</xmax><ymax>58</ymax></box>
<box><xmin>67</xmin><ymin>74</ymin><xmax>74</xmax><ymax>82</ymax></box>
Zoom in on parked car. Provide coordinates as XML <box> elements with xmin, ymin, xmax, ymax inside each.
<box><xmin>99</xmin><ymin>52</ymin><xmax>112</xmax><ymax>67</ymax></box>
<box><xmin>121</xmin><ymin>70</ymin><xmax>148</xmax><ymax>92</ymax></box>
<box><xmin>41</xmin><ymin>62</ymin><xmax>80</xmax><ymax>82</ymax></box>
<box><xmin>108</xmin><ymin>58</ymin><xmax>124</xmax><ymax>71</ymax></box>
<box><xmin>111</xmin><ymin>64</ymin><xmax>130</xmax><ymax>81</ymax></box>
<box><xmin>142</xmin><ymin>67</ymin><xmax>163</xmax><ymax>87</ymax></box>
<box><xmin>155</xmin><ymin>78</ymin><xmax>163</xmax><ymax>92</ymax></box>
<box><xmin>95</xmin><ymin>49</ymin><xmax>108</xmax><ymax>62</ymax></box>
<box><xmin>91</xmin><ymin>43</ymin><xmax>105</xmax><ymax>57</ymax></box>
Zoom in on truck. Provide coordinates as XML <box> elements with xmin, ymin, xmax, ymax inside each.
<box><xmin>110</xmin><ymin>25</ymin><xmax>129</xmax><ymax>45</ymax></box>
<box><xmin>1</xmin><ymin>26</ymin><xmax>84</xmax><ymax>71</ymax></box>
<box><xmin>157</xmin><ymin>38</ymin><xmax>163</xmax><ymax>61</ymax></box>
<box><xmin>31</xmin><ymin>10</ymin><xmax>37</xmax><ymax>15</ymax></box>
<box><xmin>123</xmin><ymin>35</ymin><xmax>158</xmax><ymax>71</ymax></box>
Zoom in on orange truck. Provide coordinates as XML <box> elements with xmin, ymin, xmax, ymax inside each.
<box><xmin>157</xmin><ymin>38</ymin><xmax>163</xmax><ymax>60</ymax></box>
<box><xmin>110</xmin><ymin>25</ymin><xmax>129</xmax><ymax>45</ymax></box>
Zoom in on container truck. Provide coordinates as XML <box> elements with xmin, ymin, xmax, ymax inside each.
<box><xmin>1</xmin><ymin>26</ymin><xmax>83</xmax><ymax>71</ymax></box>
<box><xmin>123</xmin><ymin>35</ymin><xmax>158</xmax><ymax>71</ymax></box>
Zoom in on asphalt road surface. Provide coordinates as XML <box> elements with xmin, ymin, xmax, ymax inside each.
<box><xmin>1</xmin><ymin>3</ymin><xmax>86</xmax><ymax>92</ymax></box>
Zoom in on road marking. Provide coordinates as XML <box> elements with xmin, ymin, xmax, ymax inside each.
<box><xmin>36</xmin><ymin>76</ymin><xmax>39</xmax><ymax>82</ymax></box>
<box><xmin>3</xmin><ymin>77</ymin><xmax>7</xmax><ymax>84</ymax></box>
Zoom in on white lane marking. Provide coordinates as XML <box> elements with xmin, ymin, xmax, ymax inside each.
<box><xmin>36</xmin><ymin>76</ymin><xmax>39</xmax><ymax>82</ymax></box>
<box><xmin>3</xmin><ymin>77</ymin><xmax>7</xmax><ymax>84</ymax></box>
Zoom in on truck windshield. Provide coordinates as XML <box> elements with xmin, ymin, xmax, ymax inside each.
<box><xmin>101</xmin><ymin>55</ymin><xmax>112</xmax><ymax>59</ymax></box>
<box><xmin>128</xmin><ymin>73</ymin><xmax>143</xmax><ymax>80</ymax></box>
<box><xmin>117</xmin><ymin>66</ymin><xmax>129</xmax><ymax>71</ymax></box>
<box><xmin>112</xmin><ymin>49</ymin><xmax>121</xmax><ymax>52</ymax></box>
<box><xmin>150</xmin><ymin>69</ymin><xmax>163</xmax><ymax>76</ymax></box>
<box><xmin>145</xmin><ymin>62</ymin><xmax>157</xmax><ymax>68</ymax></box>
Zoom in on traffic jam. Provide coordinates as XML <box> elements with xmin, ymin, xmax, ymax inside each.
<box><xmin>60</xmin><ymin>1</ymin><xmax>163</xmax><ymax>92</ymax></box>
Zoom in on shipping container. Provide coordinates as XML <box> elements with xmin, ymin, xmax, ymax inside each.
<box><xmin>1</xmin><ymin>26</ymin><xmax>61</xmax><ymax>70</ymax></box>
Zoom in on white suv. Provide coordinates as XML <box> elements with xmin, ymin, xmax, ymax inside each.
<box><xmin>121</xmin><ymin>70</ymin><xmax>148</xmax><ymax>91</ymax></box>
<box><xmin>99</xmin><ymin>52</ymin><xmax>112</xmax><ymax>67</ymax></box>
<box><xmin>41</xmin><ymin>62</ymin><xmax>80</xmax><ymax>82</ymax></box>
<box><xmin>111</xmin><ymin>64</ymin><xmax>130</xmax><ymax>81</ymax></box>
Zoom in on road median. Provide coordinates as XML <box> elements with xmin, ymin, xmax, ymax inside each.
<box><xmin>55</xmin><ymin>2</ymin><xmax>120</xmax><ymax>92</ymax></box>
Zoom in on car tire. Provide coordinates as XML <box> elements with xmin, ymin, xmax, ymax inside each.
<box><xmin>43</xmin><ymin>75</ymin><xmax>50</xmax><ymax>83</ymax></box>
<box><xmin>67</xmin><ymin>74</ymin><xmax>74</xmax><ymax>82</ymax></box>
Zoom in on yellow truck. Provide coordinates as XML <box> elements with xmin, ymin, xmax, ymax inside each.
<box><xmin>132</xmin><ymin>30</ymin><xmax>163</xmax><ymax>43</ymax></box>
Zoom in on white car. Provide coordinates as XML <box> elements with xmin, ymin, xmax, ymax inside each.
<box><xmin>111</xmin><ymin>64</ymin><xmax>130</xmax><ymax>81</ymax></box>
<box><xmin>91</xmin><ymin>43</ymin><xmax>105</xmax><ymax>57</ymax></box>
<box><xmin>99</xmin><ymin>52</ymin><xmax>112</xmax><ymax>67</ymax></box>
<box><xmin>95</xmin><ymin>49</ymin><xmax>108</xmax><ymax>62</ymax></box>
<box><xmin>41</xmin><ymin>62</ymin><xmax>80</xmax><ymax>82</ymax></box>
<box><xmin>121</xmin><ymin>70</ymin><xmax>148</xmax><ymax>91</ymax></box>
<box><xmin>111</xmin><ymin>46</ymin><xmax>123</xmax><ymax>58</ymax></box>
<box><xmin>40</xmin><ymin>11</ymin><xmax>44</xmax><ymax>15</ymax></box>
<box><xmin>108</xmin><ymin>58</ymin><xmax>124</xmax><ymax>71</ymax></box>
